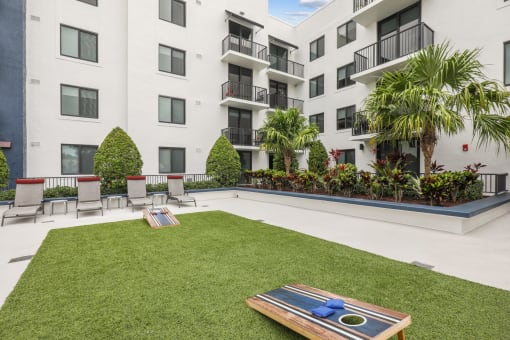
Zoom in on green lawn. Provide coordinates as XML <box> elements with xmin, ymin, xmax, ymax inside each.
<box><xmin>0</xmin><ymin>211</ymin><xmax>509</xmax><ymax>339</ymax></box>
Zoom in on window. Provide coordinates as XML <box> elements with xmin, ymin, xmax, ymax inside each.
<box><xmin>77</xmin><ymin>0</ymin><xmax>97</xmax><ymax>6</ymax></box>
<box><xmin>337</xmin><ymin>21</ymin><xmax>356</xmax><ymax>48</ymax></box>
<box><xmin>309</xmin><ymin>74</ymin><xmax>324</xmax><ymax>98</ymax></box>
<box><xmin>60</xmin><ymin>25</ymin><xmax>97</xmax><ymax>62</ymax></box>
<box><xmin>61</xmin><ymin>85</ymin><xmax>98</xmax><ymax>118</ymax></box>
<box><xmin>159</xmin><ymin>96</ymin><xmax>185</xmax><ymax>124</ymax></box>
<box><xmin>159</xmin><ymin>147</ymin><xmax>185</xmax><ymax>173</ymax></box>
<box><xmin>309</xmin><ymin>113</ymin><xmax>324</xmax><ymax>133</ymax></box>
<box><xmin>336</xmin><ymin>149</ymin><xmax>355</xmax><ymax>165</ymax></box>
<box><xmin>310</xmin><ymin>36</ymin><xmax>325</xmax><ymax>61</ymax></box>
<box><xmin>61</xmin><ymin>144</ymin><xmax>97</xmax><ymax>175</ymax></box>
<box><xmin>337</xmin><ymin>105</ymin><xmax>356</xmax><ymax>130</ymax></box>
<box><xmin>337</xmin><ymin>63</ymin><xmax>355</xmax><ymax>89</ymax></box>
<box><xmin>159</xmin><ymin>0</ymin><xmax>186</xmax><ymax>27</ymax></box>
<box><xmin>159</xmin><ymin>44</ymin><xmax>185</xmax><ymax>76</ymax></box>
<box><xmin>505</xmin><ymin>41</ymin><xmax>510</xmax><ymax>86</ymax></box>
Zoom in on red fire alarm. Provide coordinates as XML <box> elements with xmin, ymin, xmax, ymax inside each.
<box><xmin>462</xmin><ymin>144</ymin><xmax>468</xmax><ymax>152</ymax></box>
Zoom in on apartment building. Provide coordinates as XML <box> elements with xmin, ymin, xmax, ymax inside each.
<box><xmin>0</xmin><ymin>0</ymin><xmax>509</xmax><ymax>183</ymax></box>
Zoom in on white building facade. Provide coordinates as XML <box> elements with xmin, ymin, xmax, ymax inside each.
<box><xmin>21</xmin><ymin>0</ymin><xmax>510</xmax><ymax>181</ymax></box>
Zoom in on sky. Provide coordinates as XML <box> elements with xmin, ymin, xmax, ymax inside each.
<box><xmin>268</xmin><ymin>0</ymin><xmax>332</xmax><ymax>25</ymax></box>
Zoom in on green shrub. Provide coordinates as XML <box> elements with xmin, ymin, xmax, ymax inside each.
<box><xmin>0</xmin><ymin>149</ymin><xmax>9</xmax><ymax>189</ymax></box>
<box><xmin>0</xmin><ymin>189</ymin><xmax>15</xmax><ymax>201</ymax></box>
<box><xmin>43</xmin><ymin>186</ymin><xmax>78</xmax><ymax>198</ymax></box>
<box><xmin>206</xmin><ymin>135</ymin><xmax>241</xmax><ymax>186</ymax></box>
<box><xmin>146</xmin><ymin>183</ymin><xmax>168</xmax><ymax>193</ymax></box>
<box><xmin>459</xmin><ymin>180</ymin><xmax>484</xmax><ymax>201</ymax></box>
<box><xmin>307</xmin><ymin>140</ymin><xmax>328</xmax><ymax>175</ymax></box>
<box><xmin>184</xmin><ymin>180</ymin><xmax>223</xmax><ymax>190</ymax></box>
<box><xmin>94</xmin><ymin>127</ymin><xmax>143</xmax><ymax>194</ymax></box>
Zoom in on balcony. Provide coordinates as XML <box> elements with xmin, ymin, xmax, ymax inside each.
<box><xmin>220</xmin><ymin>80</ymin><xmax>269</xmax><ymax>111</ymax></box>
<box><xmin>221</xmin><ymin>34</ymin><xmax>270</xmax><ymax>70</ymax></box>
<box><xmin>266</xmin><ymin>55</ymin><xmax>305</xmax><ymax>85</ymax></box>
<box><xmin>221</xmin><ymin>127</ymin><xmax>264</xmax><ymax>150</ymax></box>
<box><xmin>352</xmin><ymin>0</ymin><xmax>420</xmax><ymax>26</ymax></box>
<box><xmin>267</xmin><ymin>94</ymin><xmax>304</xmax><ymax>113</ymax></box>
<box><xmin>352</xmin><ymin>23</ymin><xmax>434</xmax><ymax>84</ymax></box>
<box><xmin>349</xmin><ymin>111</ymin><xmax>378</xmax><ymax>141</ymax></box>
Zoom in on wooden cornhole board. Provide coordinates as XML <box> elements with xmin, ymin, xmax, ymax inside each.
<box><xmin>246</xmin><ymin>284</ymin><xmax>411</xmax><ymax>340</ymax></box>
<box><xmin>143</xmin><ymin>207</ymin><xmax>180</xmax><ymax>228</ymax></box>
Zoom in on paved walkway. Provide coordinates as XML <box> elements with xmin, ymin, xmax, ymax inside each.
<box><xmin>1</xmin><ymin>194</ymin><xmax>509</xmax><ymax>308</ymax></box>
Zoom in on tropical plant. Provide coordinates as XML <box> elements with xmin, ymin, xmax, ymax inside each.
<box><xmin>272</xmin><ymin>150</ymin><xmax>298</xmax><ymax>173</ymax></box>
<box><xmin>336</xmin><ymin>163</ymin><xmax>358</xmax><ymax>197</ymax></box>
<box><xmin>260</xmin><ymin>108</ymin><xmax>319</xmax><ymax>175</ymax></box>
<box><xmin>206</xmin><ymin>135</ymin><xmax>241</xmax><ymax>186</ymax></box>
<box><xmin>94</xmin><ymin>127</ymin><xmax>143</xmax><ymax>194</ymax></box>
<box><xmin>0</xmin><ymin>149</ymin><xmax>9</xmax><ymax>188</ymax></box>
<box><xmin>364</xmin><ymin>42</ymin><xmax>510</xmax><ymax>178</ymax></box>
<box><xmin>307</xmin><ymin>140</ymin><xmax>328</xmax><ymax>175</ymax></box>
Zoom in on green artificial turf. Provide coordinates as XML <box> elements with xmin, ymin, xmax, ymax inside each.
<box><xmin>0</xmin><ymin>211</ymin><xmax>509</xmax><ymax>339</ymax></box>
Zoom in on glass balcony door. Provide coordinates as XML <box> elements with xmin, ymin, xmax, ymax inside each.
<box><xmin>269</xmin><ymin>44</ymin><xmax>289</xmax><ymax>73</ymax></box>
<box><xmin>269</xmin><ymin>80</ymin><xmax>288</xmax><ymax>110</ymax></box>
<box><xmin>228</xmin><ymin>64</ymin><xmax>253</xmax><ymax>101</ymax></box>
<box><xmin>229</xmin><ymin>21</ymin><xmax>253</xmax><ymax>56</ymax></box>
<box><xmin>228</xmin><ymin>107</ymin><xmax>252</xmax><ymax>146</ymax></box>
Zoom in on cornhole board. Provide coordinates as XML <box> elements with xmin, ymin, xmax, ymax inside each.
<box><xmin>143</xmin><ymin>207</ymin><xmax>180</xmax><ymax>228</ymax></box>
<box><xmin>246</xmin><ymin>284</ymin><xmax>411</xmax><ymax>340</ymax></box>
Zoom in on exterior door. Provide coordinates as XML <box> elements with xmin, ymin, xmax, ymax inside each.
<box><xmin>229</xmin><ymin>64</ymin><xmax>253</xmax><ymax>101</ymax></box>
<box><xmin>238</xmin><ymin>151</ymin><xmax>252</xmax><ymax>183</ymax></box>
<box><xmin>228</xmin><ymin>108</ymin><xmax>252</xmax><ymax>146</ymax></box>
<box><xmin>269</xmin><ymin>43</ymin><xmax>288</xmax><ymax>73</ymax></box>
<box><xmin>269</xmin><ymin>80</ymin><xmax>288</xmax><ymax>110</ymax></box>
<box><xmin>229</xmin><ymin>21</ymin><xmax>253</xmax><ymax>56</ymax></box>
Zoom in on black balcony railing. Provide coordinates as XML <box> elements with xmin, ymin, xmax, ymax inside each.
<box><xmin>222</xmin><ymin>34</ymin><xmax>268</xmax><ymax>61</ymax></box>
<box><xmin>221</xmin><ymin>127</ymin><xmax>264</xmax><ymax>147</ymax></box>
<box><xmin>353</xmin><ymin>0</ymin><xmax>376</xmax><ymax>12</ymax></box>
<box><xmin>269</xmin><ymin>94</ymin><xmax>304</xmax><ymax>112</ymax></box>
<box><xmin>352</xmin><ymin>111</ymin><xmax>373</xmax><ymax>136</ymax></box>
<box><xmin>354</xmin><ymin>23</ymin><xmax>434</xmax><ymax>74</ymax></box>
<box><xmin>267</xmin><ymin>55</ymin><xmax>304</xmax><ymax>78</ymax></box>
<box><xmin>222</xmin><ymin>80</ymin><xmax>268</xmax><ymax>104</ymax></box>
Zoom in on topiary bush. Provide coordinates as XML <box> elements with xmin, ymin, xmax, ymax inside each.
<box><xmin>307</xmin><ymin>140</ymin><xmax>328</xmax><ymax>175</ymax></box>
<box><xmin>0</xmin><ymin>149</ymin><xmax>9</xmax><ymax>189</ymax></box>
<box><xmin>206</xmin><ymin>135</ymin><xmax>241</xmax><ymax>186</ymax></box>
<box><xmin>94</xmin><ymin>127</ymin><xmax>143</xmax><ymax>194</ymax></box>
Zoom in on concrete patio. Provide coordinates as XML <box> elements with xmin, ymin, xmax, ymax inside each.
<box><xmin>1</xmin><ymin>190</ymin><xmax>509</xmax><ymax>308</ymax></box>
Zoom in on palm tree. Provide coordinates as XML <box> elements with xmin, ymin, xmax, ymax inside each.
<box><xmin>260</xmin><ymin>108</ymin><xmax>319</xmax><ymax>175</ymax></box>
<box><xmin>364</xmin><ymin>42</ymin><xmax>510</xmax><ymax>178</ymax></box>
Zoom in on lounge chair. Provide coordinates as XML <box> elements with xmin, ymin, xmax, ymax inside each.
<box><xmin>126</xmin><ymin>176</ymin><xmax>154</xmax><ymax>212</ymax></box>
<box><xmin>1</xmin><ymin>178</ymin><xmax>44</xmax><ymax>226</ymax></box>
<box><xmin>76</xmin><ymin>176</ymin><xmax>103</xmax><ymax>218</ymax></box>
<box><xmin>166</xmin><ymin>175</ymin><xmax>196</xmax><ymax>208</ymax></box>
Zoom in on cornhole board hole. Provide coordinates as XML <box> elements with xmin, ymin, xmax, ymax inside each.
<box><xmin>143</xmin><ymin>207</ymin><xmax>180</xmax><ymax>228</ymax></box>
<box><xmin>246</xmin><ymin>284</ymin><xmax>411</xmax><ymax>340</ymax></box>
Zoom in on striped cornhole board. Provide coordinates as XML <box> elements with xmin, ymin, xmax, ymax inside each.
<box><xmin>246</xmin><ymin>284</ymin><xmax>411</xmax><ymax>340</ymax></box>
<box><xmin>143</xmin><ymin>207</ymin><xmax>180</xmax><ymax>228</ymax></box>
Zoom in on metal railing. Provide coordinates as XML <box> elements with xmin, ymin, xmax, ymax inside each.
<box><xmin>221</xmin><ymin>127</ymin><xmax>264</xmax><ymax>147</ymax></box>
<box><xmin>353</xmin><ymin>0</ymin><xmax>377</xmax><ymax>12</ymax></box>
<box><xmin>352</xmin><ymin>111</ymin><xmax>374</xmax><ymax>136</ymax></box>
<box><xmin>222</xmin><ymin>34</ymin><xmax>267</xmax><ymax>61</ymax></box>
<box><xmin>267</xmin><ymin>55</ymin><xmax>304</xmax><ymax>78</ymax></box>
<box><xmin>1</xmin><ymin>174</ymin><xmax>214</xmax><ymax>191</ymax></box>
<box><xmin>221</xmin><ymin>80</ymin><xmax>268</xmax><ymax>104</ymax></box>
<box><xmin>354</xmin><ymin>23</ymin><xmax>434</xmax><ymax>74</ymax></box>
<box><xmin>478</xmin><ymin>173</ymin><xmax>508</xmax><ymax>195</ymax></box>
<box><xmin>269</xmin><ymin>94</ymin><xmax>304</xmax><ymax>112</ymax></box>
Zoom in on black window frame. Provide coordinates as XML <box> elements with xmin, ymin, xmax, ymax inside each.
<box><xmin>336</xmin><ymin>105</ymin><xmax>356</xmax><ymax>130</ymax></box>
<box><xmin>159</xmin><ymin>147</ymin><xmax>186</xmax><ymax>173</ymax></box>
<box><xmin>336</xmin><ymin>149</ymin><xmax>356</xmax><ymax>165</ymax></box>
<box><xmin>309</xmin><ymin>74</ymin><xmax>324</xmax><ymax>98</ymax></box>
<box><xmin>77</xmin><ymin>0</ymin><xmax>98</xmax><ymax>6</ymax></box>
<box><xmin>310</xmin><ymin>35</ymin><xmax>325</xmax><ymax>61</ymax></box>
<box><xmin>309</xmin><ymin>113</ymin><xmax>324</xmax><ymax>133</ymax></box>
<box><xmin>159</xmin><ymin>0</ymin><xmax>186</xmax><ymax>27</ymax></box>
<box><xmin>337</xmin><ymin>63</ymin><xmax>356</xmax><ymax>89</ymax></box>
<box><xmin>60</xmin><ymin>24</ymin><xmax>98</xmax><ymax>63</ymax></box>
<box><xmin>158</xmin><ymin>44</ymin><xmax>186</xmax><ymax>76</ymax></box>
<box><xmin>60</xmin><ymin>84</ymin><xmax>99</xmax><ymax>119</ymax></box>
<box><xmin>158</xmin><ymin>95</ymin><xmax>186</xmax><ymax>124</ymax></box>
<box><xmin>505</xmin><ymin>41</ymin><xmax>510</xmax><ymax>86</ymax></box>
<box><xmin>61</xmin><ymin>144</ymin><xmax>98</xmax><ymax>175</ymax></box>
<box><xmin>337</xmin><ymin>20</ymin><xmax>356</xmax><ymax>48</ymax></box>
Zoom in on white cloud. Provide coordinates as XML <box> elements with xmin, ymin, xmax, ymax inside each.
<box><xmin>299</xmin><ymin>0</ymin><xmax>329</xmax><ymax>9</ymax></box>
<box><xmin>285</xmin><ymin>11</ymin><xmax>312</xmax><ymax>17</ymax></box>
